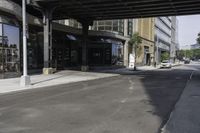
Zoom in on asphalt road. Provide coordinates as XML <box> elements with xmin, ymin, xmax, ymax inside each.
<box><xmin>0</xmin><ymin>64</ymin><xmax>197</xmax><ymax>133</ymax></box>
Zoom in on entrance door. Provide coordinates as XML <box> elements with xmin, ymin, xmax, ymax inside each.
<box><xmin>146</xmin><ymin>53</ymin><xmax>150</xmax><ymax>66</ymax></box>
<box><xmin>71</xmin><ymin>49</ymin><xmax>79</xmax><ymax>66</ymax></box>
<box><xmin>89</xmin><ymin>48</ymin><xmax>103</xmax><ymax>65</ymax></box>
<box><xmin>57</xmin><ymin>48</ymin><xmax>63</xmax><ymax>69</ymax></box>
<box><xmin>144</xmin><ymin>46</ymin><xmax>150</xmax><ymax>66</ymax></box>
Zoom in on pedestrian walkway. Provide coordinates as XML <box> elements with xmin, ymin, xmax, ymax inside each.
<box><xmin>162</xmin><ymin>71</ymin><xmax>200</xmax><ymax>133</ymax></box>
<box><xmin>0</xmin><ymin>70</ymin><xmax>118</xmax><ymax>94</ymax></box>
<box><xmin>97</xmin><ymin>65</ymin><xmax>160</xmax><ymax>74</ymax></box>
<box><xmin>0</xmin><ymin>64</ymin><xmax>180</xmax><ymax>94</ymax></box>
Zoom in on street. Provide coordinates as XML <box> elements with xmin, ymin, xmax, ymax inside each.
<box><xmin>0</xmin><ymin>64</ymin><xmax>199</xmax><ymax>133</ymax></box>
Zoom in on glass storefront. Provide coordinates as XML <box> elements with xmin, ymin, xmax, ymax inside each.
<box><xmin>93</xmin><ymin>20</ymin><xmax>124</xmax><ymax>35</ymax></box>
<box><xmin>0</xmin><ymin>22</ymin><xmax>20</xmax><ymax>78</ymax></box>
<box><xmin>0</xmin><ymin>15</ymin><xmax>125</xmax><ymax>78</ymax></box>
<box><xmin>27</xmin><ymin>26</ymin><xmax>44</xmax><ymax>71</ymax></box>
<box><xmin>0</xmin><ymin>23</ymin><xmax>3</xmax><ymax>74</ymax></box>
<box><xmin>112</xmin><ymin>43</ymin><xmax>124</xmax><ymax>65</ymax></box>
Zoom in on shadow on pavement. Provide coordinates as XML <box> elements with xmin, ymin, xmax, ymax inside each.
<box><xmin>0</xmin><ymin>64</ymin><xmax>198</xmax><ymax>133</ymax></box>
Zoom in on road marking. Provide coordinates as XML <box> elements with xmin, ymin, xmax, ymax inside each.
<box><xmin>190</xmin><ymin>71</ymin><xmax>194</xmax><ymax>80</ymax></box>
<box><xmin>129</xmin><ymin>79</ymin><xmax>134</xmax><ymax>90</ymax></box>
<box><xmin>121</xmin><ymin>98</ymin><xmax>128</xmax><ymax>103</ymax></box>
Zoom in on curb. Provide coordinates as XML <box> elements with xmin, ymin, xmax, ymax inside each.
<box><xmin>159</xmin><ymin>70</ymin><xmax>194</xmax><ymax>133</ymax></box>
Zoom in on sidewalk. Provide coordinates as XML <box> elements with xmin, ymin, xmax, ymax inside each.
<box><xmin>0</xmin><ymin>70</ymin><xmax>118</xmax><ymax>94</ymax></box>
<box><xmin>162</xmin><ymin>71</ymin><xmax>200</xmax><ymax>133</ymax></box>
<box><xmin>97</xmin><ymin>65</ymin><xmax>160</xmax><ymax>74</ymax></box>
<box><xmin>0</xmin><ymin>64</ymin><xmax>180</xmax><ymax>94</ymax></box>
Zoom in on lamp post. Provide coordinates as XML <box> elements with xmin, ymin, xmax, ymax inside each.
<box><xmin>20</xmin><ymin>0</ymin><xmax>30</xmax><ymax>87</ymax></box>
<box><xmin>156</xmin><ymin>36</ymin><xmax>159</xmax><ymax>66</ymax></box>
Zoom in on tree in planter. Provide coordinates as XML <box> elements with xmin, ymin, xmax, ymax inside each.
<box><xmin>161</xmin><ymin>52</ymin><xmax>170</xmax><ymax>61</ymax></box>
<box><xmin>128</xmin><ymin>32</ymin><xmax>142</xmax><ymax>70</ymax></box>
<box><xmin>176</xmin><ymin>50</ymin><xmax>185</xmax><ymax>60</ymax></box>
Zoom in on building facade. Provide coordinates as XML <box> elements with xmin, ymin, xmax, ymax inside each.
<box><xmin>155</xmin><ymin>17</ymin><xmax>172</xmax><ymax>63</ymax></box>
<box><xmin>62</xmin><ymin>18</ymin><xmax>155</xmax><ymax>66</ymax></box>
<box><xmin>0</xmin><ymin>0</ymin><xmax>128</xmax><ymax>79</ymax></box>
<box><xmin>154</xmin><ymin>16</ymin><xmax>179</xmax><ymax>63</ymax></box>
<box><xmin>0</xmin><ymin>0</ymin><xmax>179</xmax><ymax>79</ymax></box>
<box><xmin>171</xmin><ymin>16</ymin><xmax>179</xmax><ymax>62</ymax></box>
<box><xmin>135</xmin><ymin>18</ymin><xmax>155</xmax><ymax>66</ymax></box>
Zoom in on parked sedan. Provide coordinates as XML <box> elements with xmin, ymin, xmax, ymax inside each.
<box><xmin>184</xmin><ymin>60</ymin><xmax>190</xmax><ymax>64</ymax></box>
<box><xmin>160</xmin><ymin>60</ymin><xmax>172</xmax><ymax>68</ymax></box>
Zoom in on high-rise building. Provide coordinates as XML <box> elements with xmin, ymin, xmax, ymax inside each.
<box><xmin>171</xmin><ymin>16</ymin><xmax>179</xmax><ymax>62</ymax></box>
<box><xmin>155</xmin><ymin>17</ymin><xmax>176</xmax><ymax>63</ymax></box>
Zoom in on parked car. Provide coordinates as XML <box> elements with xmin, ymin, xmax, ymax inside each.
<box><xmin>184</xmin><ymin>60</ymin><xmax>190</xmax><ymax>64</ymax></box>
<box><xmin>160</xmin><ymin>60</ymin><xmax>172</xmax><ymax>68</ymax></box>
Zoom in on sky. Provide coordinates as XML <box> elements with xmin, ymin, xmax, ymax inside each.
<box><xmin>178</xmin><ymin>15</ymin><xmax>200</xmax><ymax>46</ymax></box>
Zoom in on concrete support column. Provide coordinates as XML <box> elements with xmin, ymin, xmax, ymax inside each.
<box><xmin>20</xmin><ymin>0</ymin><xmax>30</xmax><ymax>87</ymax></box>
<box><xmin>123</xmin><ymin>19</ymin><xmax>128</xmax><ymax>37</ymax></box>
<box><xmin>43</xmin><ymin>10</ymin><xmax>53</xmax><ymax>74</ymax></box>
<box><xmin>80</xmin><ymin>20</ymin><xmax>92</xmax><ymax>71</ymax></box>
<box><xmin>123</xmin><ymin>19</ymin><xmax>129</xmax><ymax>67</ymax></box>
<box><xmin>123</xmin><ymin>40</ymin><xmax>129</xmax><ymax>67</ymax></box>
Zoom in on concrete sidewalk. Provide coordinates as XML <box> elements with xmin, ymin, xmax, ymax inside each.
<box><xmin>0</xmin><ymin>66</ymin><xmax>160</xmax><ymax>94</ymax></box>
<box><xmin>99</xmin><ymin>63</ymin><xmax>182</xmax><ymax>74</ymax></box>
<box><xmin>0</xmin><ymin>64</ymin><xmax>181</xmax><ymax>94</ymax></box>
<box><xmin>97</xmin><ymin>65</ymin><xmax>160</xmax><ymax>74</ymax></box>
<box><xmin>0</xmin><ymin>70</ymin><xmax>118</xmax><ymax>94</ymax></box>
<box><xmin>162</xmin><ymin>71</ymin><xmax>200</xmax><ymax>133</ymax></box>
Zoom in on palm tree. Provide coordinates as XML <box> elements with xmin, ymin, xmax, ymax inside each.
<box><xmin>128</xmin><ymin>32</ymin><xmax>142</xmax><ymax>70</ymax></box>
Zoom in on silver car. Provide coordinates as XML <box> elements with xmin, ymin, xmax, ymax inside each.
<box><xmin>160</xmin><ymin>60</ymin><xmax>172</xmax><ymax>68</ymax></box>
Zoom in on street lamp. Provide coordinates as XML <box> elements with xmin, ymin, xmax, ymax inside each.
<box><xmin>20</xmin><ymin>0</ymin><xmax>31</xmax><ymax>87</ymax></box>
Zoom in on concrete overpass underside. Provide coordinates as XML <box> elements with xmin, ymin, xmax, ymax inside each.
<box><xmin>14</xmin><ymin>0</ymin><xmax>200</xmax><ymax>20</ymax></box>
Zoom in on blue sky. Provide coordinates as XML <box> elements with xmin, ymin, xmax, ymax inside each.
<box><xmin>178</xmin><ymin>15</ymin><xmax>200</xmax><ymax>46</ymax></box>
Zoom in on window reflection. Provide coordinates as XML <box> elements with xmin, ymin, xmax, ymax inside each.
<box><xmin>93</xmin><ymin>20</ymin><xmax>124</xmax><ymax>35</ymax></box>
<box><xmin>0</xmin><ymin>23</ymin><xmax>20</xmax><ymax>78</ymax></box>
<box><xmin>0</xmin><ymin>23</ymin><xmax>3</xmax><ymax>73</ymax></box>
<box><xmin>112</xmin><ymin>43</ymin><xmax>123</xmax><ymax>65</ymax></box>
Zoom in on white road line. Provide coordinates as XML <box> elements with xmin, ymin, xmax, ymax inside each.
<box><xmin>190</xmin><ymin>71</ymin><xmax>194</xmax><ymax>80</ymax></box>
<box><xmin>121</xmin><ymin>98</ymin><xmax>128</xmax><ymax>103</ymax></box>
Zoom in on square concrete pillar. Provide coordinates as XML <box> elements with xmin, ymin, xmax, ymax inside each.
<box><xmin>43</xmin><ymin>10</ymin><xmax>53</xmax><ymax>74</ymax></box>
<box><xmin>80</xmin><ymin>20</ymin><xmax>92</xmax><ymax>71</ymax></box>
<box><xmin>123</xmin><ymin>40</ymin><xmax>129</xmax><ymax>67</ymax></box>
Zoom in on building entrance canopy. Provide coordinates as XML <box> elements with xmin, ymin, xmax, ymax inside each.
<box><xmin>14</xmin><ymin>0</ymin><xmax>200</xmax><ymax>20</ymax></box>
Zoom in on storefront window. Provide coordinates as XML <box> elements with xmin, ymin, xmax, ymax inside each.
<box><xmin>0</xmin><ymin>23</ymin><xmax>3</xmax><ymax>74</ymax></box>
<box><xmin>112</xmin><ymin>42</ymin><xmax>124</xmax><ymax>65</ymax></box>
<box><xmin>3</xmin><ymin>24</ymin><xmax>20</xmax><ymax>71</ymax></box>
<box><xmin>0</xmin><ymin>23</ymin><xmax>2</xmax><ymax>35</ymax></box>
<box><xmin>0</xmin><ymin>22</ymin><xmax>20</xmax><ymax>78</ymax></box>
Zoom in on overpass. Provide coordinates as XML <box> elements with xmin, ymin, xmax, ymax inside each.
<box><xmin>12</xmin><ymin>0</ymin><xmax>200</xmax><ymax>86</ymax></box>
<box><xmin>14</xmin><ymin>0</ymin><xmax>200</xmax><ymax>20</ymax></box>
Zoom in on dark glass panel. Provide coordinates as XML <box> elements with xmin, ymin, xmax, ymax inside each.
<box><xmin>1</xmin><ymin>24</ymin><xmax>20</xmax><ymax>78</ymax></box>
